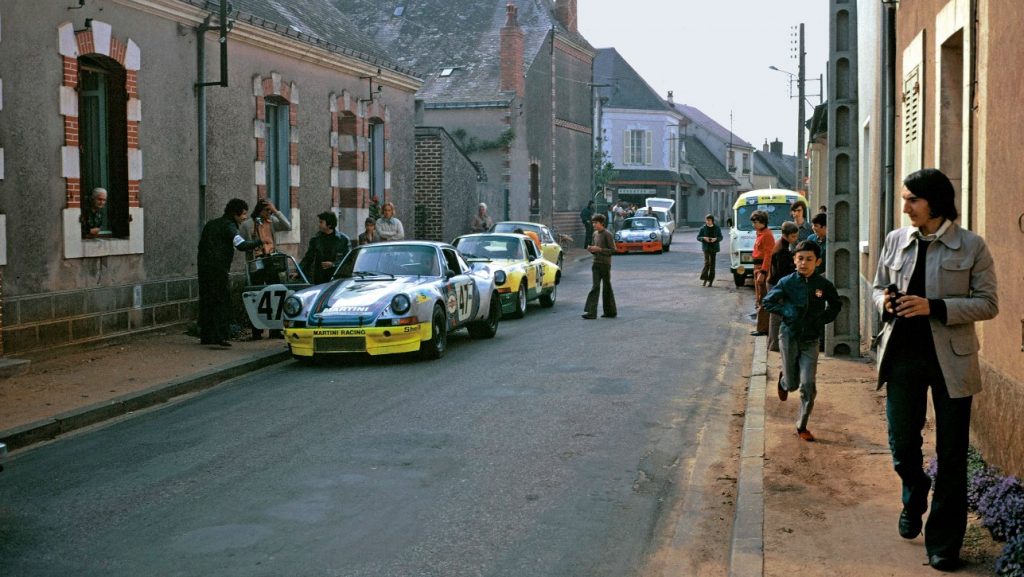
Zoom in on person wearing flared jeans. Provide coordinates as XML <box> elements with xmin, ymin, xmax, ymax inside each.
<box><xmin>778</xmin><ymin>325</ymin><xmax>819</xmax><ymax>431</ymax></box>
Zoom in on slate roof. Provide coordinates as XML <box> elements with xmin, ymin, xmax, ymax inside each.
<box><xmin>684</xmin><ymin>136</ymin><xmax>738</xmax><ymax>186</ymax></box>
<box><xmin>672</xmin><ymin>103</ymin><xmax>754</xmax><ymax>149</ymax></box>
<box><xmin>754</xmin><ymin>150</ymin><xmax>798</xmax><ymax>189</ymax></box>
<box><xmin>612</xmin><ymin>169</ymin><xmax>684</xmax><ymax>184</ymax></box>
<box><xmin>180</xmin><ymin>0</ymin><xmax>412</xmax><ymax>75</ymax></box>
<box><xmin>331</xmin><ymin>0</ymin><xmax>593</xmax><ymax>104</ymax></box>
<box><xmin>593</xmin><ymin>48</ymin><xmax>676</xmax><ymax>113</ymax></box>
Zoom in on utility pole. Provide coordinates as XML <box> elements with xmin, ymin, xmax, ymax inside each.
<box><xmin>796</xmin><ymin>22</ymin><xmax>806</xmax><ymax>194</ymax></box>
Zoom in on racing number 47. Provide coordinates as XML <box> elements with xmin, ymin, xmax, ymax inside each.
<box><xmin>257</xmin><ymin>290</ymin><xmax>288</xmax><ymax>321</ymax></box>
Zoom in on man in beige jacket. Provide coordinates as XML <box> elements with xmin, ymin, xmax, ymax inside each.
<box><xmin>872</xmin><ymin>168</ymin><xmax>998</xmax><ymax>572</ymax></box>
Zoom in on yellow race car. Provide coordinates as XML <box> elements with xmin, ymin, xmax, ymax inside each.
<box><xmin>453</xmin><ymin>232</ymin><xmax>561</xmax><ymax>318</ymax></box>
<box><xmin>491</xmin><ymin>221</ymin><xmax>564</xmax><ymax>269</ymax></box>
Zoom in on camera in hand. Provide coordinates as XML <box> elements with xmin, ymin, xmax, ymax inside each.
<box><xmin>887</xmin><ymin>284</ymin><xmax>904</xmax><ymax>302</ymax></box>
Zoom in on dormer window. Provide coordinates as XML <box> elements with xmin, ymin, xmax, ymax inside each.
<box><xmin>440</xmin><ymin>68</ymin><xmax>456</xmax><ymax>77</ymax></box>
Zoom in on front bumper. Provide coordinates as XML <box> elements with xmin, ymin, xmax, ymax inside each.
<box><xmin>616</xmin><ymin>240</ymin><xmax>661</xmax><ymax>253</ymax></box>
<box><xmin>286</xmin><ymin>323</ymin><xmax>428</xmax><ymax>357</ymax></box>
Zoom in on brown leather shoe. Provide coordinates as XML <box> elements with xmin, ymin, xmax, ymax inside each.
<box><xmin>797</xmin><ymin>428</ymin><xmax>815</xmax><ymax>442</ymax></box>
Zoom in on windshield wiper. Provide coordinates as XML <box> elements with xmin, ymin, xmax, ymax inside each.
<box><xmin>353</xmin><ymin>271</ymin><xmax>395</xmax><ymax>279</ymax></box>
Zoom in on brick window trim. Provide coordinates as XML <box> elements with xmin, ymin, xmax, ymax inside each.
<box><xmin>58</xmin><ymin>20</ymin><xmax>144</xmax><ymax>259</ymax></box>
<box><xmin>254</xmin><ymin>72</ymin><xmax>301</xmax><ymax>245</ymax></box>
<box><xmin>329</xmin><ymin>90</ymin><xmax>391</xmax><ymax>238</ymax></box>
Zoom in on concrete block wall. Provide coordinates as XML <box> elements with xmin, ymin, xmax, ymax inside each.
<box><xmin>2</xmin><ymin>277</ymin><xmax>198</xmax><ymax>355</ymax></box>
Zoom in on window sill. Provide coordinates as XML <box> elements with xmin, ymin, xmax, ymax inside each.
<box><xmin>64</xmin><ymin>207</ymin><xmax>145</xmax><ymax>258</ymax></box>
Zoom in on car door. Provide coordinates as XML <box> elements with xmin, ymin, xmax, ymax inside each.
<box><xmin>442</xmin><ymin>248</ymin><xmax>477</xmax><ymax>327</ymax></box>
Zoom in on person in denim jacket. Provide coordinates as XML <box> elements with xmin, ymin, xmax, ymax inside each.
<box><xmin>762</xmin><ymin>240</ymin><xmax>841</xmax><ymax>442</ymax></box>
<box><xmin>871</xmin><ymin>168</ymin><xmax>998</xmax><ymax>572</ymax></box>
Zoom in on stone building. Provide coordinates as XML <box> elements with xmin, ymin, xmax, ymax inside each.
<box><xmin>0</xmin><ymin>0</ymin><xmax>420</xmax><ymax>355</ymax></box>
<box><xmin>334</xmin><ymin>0</ymin><xmax>596</xmax><ymax>241</ymax></box>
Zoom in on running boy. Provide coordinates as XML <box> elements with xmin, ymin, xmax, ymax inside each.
<box><xmin>762</xmin><ymin>240</ymin><xmax>842</xmax><ymax>441</ymax></box>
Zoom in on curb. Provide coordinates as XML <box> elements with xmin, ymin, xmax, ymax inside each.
<box><xmin>729</xmin><ymin>335</ymin><xmax>767</xmax><ymax>577</ymax></box>
<box><xmin>0</xmin><ymin>348</ymin><xmax>291</xmax><ymax>452</ymax></box>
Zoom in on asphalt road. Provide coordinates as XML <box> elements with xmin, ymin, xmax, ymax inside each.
<box><xmin>0</xmin><ymin>232</ymin><xmax>753</xmax><ymax>577</ymax></box>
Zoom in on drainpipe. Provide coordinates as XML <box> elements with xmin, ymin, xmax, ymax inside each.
<box><xmin>882</xmin><ymin>1</ymin><xmax>897</xmax><ymax>234</ymax></box>
<box><xmin>195</xmin><ymin>1</ymin><xmax>231</xmax><ymax>232</ymax></box>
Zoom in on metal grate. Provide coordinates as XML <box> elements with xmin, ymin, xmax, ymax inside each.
<box><xmin>314</xmin><ymin>337</ymin><xmax>366</xmax><ymax>353</ymax></box>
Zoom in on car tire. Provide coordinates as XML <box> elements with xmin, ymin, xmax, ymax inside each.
<box><xmin>421</xmin><ymin>305</ymin><xmax>447</xmax><ymax>360</ymax></box>
<box><xmin>468</xmin><ymin>292</ymin><xmax>501</xmax><ymax>339</ymax></box>
<box><xmin>510</xmin><ymin>283</ymin><xmax>527</xmax><ymax>319</ymax></box>
<box><xmin>557</xmin><ymin>253</ymin><xmax>564</xmax><ymax>269</ymax></box>
<box><xmin>734</xmin><ymin>272</ymin><xmax>746</xmax><ymax>287</ymax></box>
<box><xmin>539</xmin><ymin>283</ymin><xmax>557</xmax><ymax>308</ymax></box>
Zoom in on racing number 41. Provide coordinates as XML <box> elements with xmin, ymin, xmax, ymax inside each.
<box><xmin>257</xmin><ymin>289</ymin><xmax>288</xmax><ymax>321</ymax></box>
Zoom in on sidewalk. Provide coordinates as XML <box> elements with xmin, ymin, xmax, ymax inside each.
<box><xmin>0</xmin><ymin>325</ymin><xmax>289</xmax><ymax>451</ymax></box>
<box><xmin>733</xmin><ymin>336</ymin><xmax>1002</xmax><ymax>576</ymax></box>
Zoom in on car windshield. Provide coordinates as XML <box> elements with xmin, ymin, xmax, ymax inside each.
<box><xmin>622</xmin><ymin>217</ymin><xmax>659</xmax><ymax>230</ymax></box>
<box><xmin>455</xmin><ymin>236</ymin><xmax>523</xmax><ymax>260</ymax></box>
<box><xmin>493</xmin><ymin>222</ymin><xmax>540</xmax><ymax>237</ymax></box>
<box><xmin>735</xmin><ymin>204</ymin><xmax>791</xmax><ymax>231</ymax></box>
<box><xmin>336</xmin><ymin>245</ymin><xmax>440</xmax><ymax>278</ymax></box>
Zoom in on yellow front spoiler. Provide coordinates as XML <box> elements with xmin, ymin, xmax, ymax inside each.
<box><xmin>286</xmin><ymin>322</ymin><xmax>430</xmax><ymax>356</ymax></box>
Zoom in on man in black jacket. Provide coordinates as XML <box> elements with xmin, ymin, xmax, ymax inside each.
<box><xmin>198</xmin><ymin>198</ymin><xmax>261</xmax><ymax>347</ymax></box>
<box><xmin>300</xmin><ymin>211</ymin><xmax>350</xmax><ymax>285</ymax></box>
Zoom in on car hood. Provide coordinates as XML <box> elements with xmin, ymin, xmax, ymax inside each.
<box><xmin>307</xmin><ymin>276</ymin><xmax>434</xmax><ymax>319</ymax></box>
<box><xmin>645</xmin><ymin>198</ymin><xmax>675</xmax><ymax>211</ymax></box>
<box><xmin>618</xmin><ymin>229</ymin><xmax>659</xmax><ymax>239</ymax></box>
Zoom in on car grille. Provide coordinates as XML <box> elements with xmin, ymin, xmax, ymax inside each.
<box><xmin>314</xmin><ymin>337</ymin><xmax>366</xmax><ymax>353</ymax></box>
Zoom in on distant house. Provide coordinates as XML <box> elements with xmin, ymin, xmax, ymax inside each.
<box><xmin>681</xmin><ymin>136</ymin><xmax>739</xmax><ymax>226</ymax></box>
<box><xmin>592</xmin><ymin>48</ymin><xmax>685</xmax><ymax>222</ymax></box>
<box><xmin>335</xmin><ymin>0</ymin><xmax>596</xmax><ymax>240</ymax></box>
<box><xmin>0</xmin><ymin>0</ymin><xmax>420</xmax><ymax>355</ymax></box>
<box><xmin>752</xmin><ymin>139</ymin><xmax>799</xmax><ymax>191</ymax></box>
<box><xmin>671</xmin><ymin>103</ymin><xmax>757</xmax><ymax>194</ymax></box>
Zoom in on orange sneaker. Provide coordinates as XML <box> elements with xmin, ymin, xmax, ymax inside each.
<box><xmin>797</xmin><ymin>428</ymin><xmax>815</xmax><ymax>442</ymax></box>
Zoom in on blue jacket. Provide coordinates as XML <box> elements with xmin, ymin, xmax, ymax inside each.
<box><xmin>762</xmin><ymin>271</ymin><xmax>842</xmax><ymax>341</ymax></box>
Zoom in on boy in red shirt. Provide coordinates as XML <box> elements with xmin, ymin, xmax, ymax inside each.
<box><xmin>751</xmin><ymin>210</ymin><xmax>775</xmax><ymax>336</ymax></box>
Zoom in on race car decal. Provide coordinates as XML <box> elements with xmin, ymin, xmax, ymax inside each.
<box><xmin>312</xmin><ymin>328</ymin><xmax>367</xmax><ymax>336</ymax></box>
<box><xmin>446</xmin><ymin>286</ymin><xmax>458</xmax><ymax>315</ymax></box>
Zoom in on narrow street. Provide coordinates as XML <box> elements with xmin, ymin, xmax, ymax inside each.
<box><xmin>0</xmin><ymin>232</ymin><xmax>754</xmax><ymax>577</ymax></box>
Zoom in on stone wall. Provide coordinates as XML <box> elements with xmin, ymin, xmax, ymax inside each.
<box><xmin>414</xmin><ymin>127</ymin><xmax>479</xmax><ymax>243</ymax></box>
<box><xmin>2</xmin><ymin>277</ymin><xmax>197</xmax><ymax>355</ymax></box>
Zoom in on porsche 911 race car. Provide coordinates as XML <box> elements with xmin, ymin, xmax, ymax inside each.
<box><xmin>282</xmin><ymin>241</ymin><xmax>501</xmax><ymax>361</ymax></box>
<box><xmin>491</xmin><ymin>221</ymin><xmax>564</xmax><ymax>269</ymax></box>
<box><xmin>614</xmin><ymin>216</ymin><xmax>666</xmax><ymax>254</ymax></box>
<box><xmin>452</xmin><ymin>232</ymin><xmax>560</xmax><ymax>318</ymax></box>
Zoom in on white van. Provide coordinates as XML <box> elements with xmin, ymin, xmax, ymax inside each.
<box><xmin>729</xmin><ymin>189</ymin><xmax>802</xmax><ymax>286</ymax></box>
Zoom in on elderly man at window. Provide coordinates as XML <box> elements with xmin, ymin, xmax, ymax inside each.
<box><xmin>81</xmin><ymin>187</ymin><xmax>108</xmax><ymax>238</ymax></box>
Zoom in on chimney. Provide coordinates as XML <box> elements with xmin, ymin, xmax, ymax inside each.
<box><xmin>763</xmin><ymin>139</ymin><xmax>769</xmax><ymax>153</ymax></box>
<box><xmin>500</xmin><ymin>3</ymin><xmax>525</xmax><ymax>97</ymax></box>
<box><xmin>666</xmin><ymin>90</ymin><xmax>674</xmax><ymax>104</ymax></box>
<box><xmin>555</xmin><ymin>0</ymin><xmax>578</xmax><ymax>34</ymax></box>
<box><xmin>770</xmin><ymin>138</ymin><xmax>784</xmax><ymax>157</ymax></box>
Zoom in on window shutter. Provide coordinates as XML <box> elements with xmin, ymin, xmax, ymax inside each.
<box><xmin>645</xmin><ymin>131</ymin><xmax>653</xmax><ymax>165</ymax></box>
<box><xmin>624</xmin><ymin>130</ymin><xmax>631</xmax><ymax>164</ymax></box>
<box><xmin>901</xmin><ymin>32</ymin><xmax>925</xmax><ymax>177</ymax></box>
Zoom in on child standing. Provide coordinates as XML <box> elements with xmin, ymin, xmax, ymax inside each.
<box><xmin>697</xmin><ymin>214</ymin><xmax>723</xmax><ymax>286</ymax></box>
<box><xmin>762</xmin><ymin>240</ymin><xmax>842</xmax><ymax>441</ymax></box>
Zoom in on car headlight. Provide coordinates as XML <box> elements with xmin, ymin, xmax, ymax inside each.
<box><xmin>391</xmin><ymin>293</ymin><xmax>411</xmax><ymax>315</ymax></box>
<box><xmin>649</xmin><ymin>232</ymin><xmax>657</xmax><ymax>240</ymax></box>
<box><xmin>614</xmin><ymin>233</ymin><xmax>621</xmax><ymax>240</ymax></box>
<box><xmin>284</xmin><ymin>295</ymin><xmax>303</xmax><ymax>317</ymax></box>
<box><xmin>494</xmin><ymin>270</ymin><xmax>507</xmax><ymax>285</ymax></box>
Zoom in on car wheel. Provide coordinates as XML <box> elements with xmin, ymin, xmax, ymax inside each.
<box><xmin>557</xmin><ymin>253</ymin><xmax>564</xmax><ymax>269</ymax></box>
<box><xmin>421</xmin><ymin>305</ymin><xmax>448</xmax><ymax>360</ymax></box>
<box><xmin>539</xmin><ymin>283</ymin><xmax>557</xmax><ymax>308</ymax></box>
<box><xmin>734</xmin><ymin>272</ymin><xmax>746</xmax><ymax>287</ymax></box>
<box><xmin>663</xmin><ymin>238</ymin><xmax>671</xmax><ymax>252</ymax></box>
<box><xmin>468</xmin><ymin>292</ymin><xmax>501</xmax><ymax>339</ymax></box>
<box><xmin>510</xmin><ymin>283</ymin><xmax>527</xmax><ymax>318</ymax></box>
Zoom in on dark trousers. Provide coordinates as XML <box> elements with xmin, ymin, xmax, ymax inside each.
<box><xmin>198</xmin><ymin>269</ymin><xmax>231</xmax><ymax>344</ymax></box>
<box><xmin>582</xmin><ymin>223</ymin><xmax>594</xmax><ymax>248</ymax></box>
<box><xmin>886</xmin><ymin>358</ymin><xmax>973</xmax><ymax>558</ymax></box>
<box><xmin>700</xmin><ymin>250</ymin><xmax>717</xmax><ymax>283</ymax></box>
<box><xmin>584</xmin><ymin>262</ymin><xmax>616</xmax><ymax>316</ymax></box>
